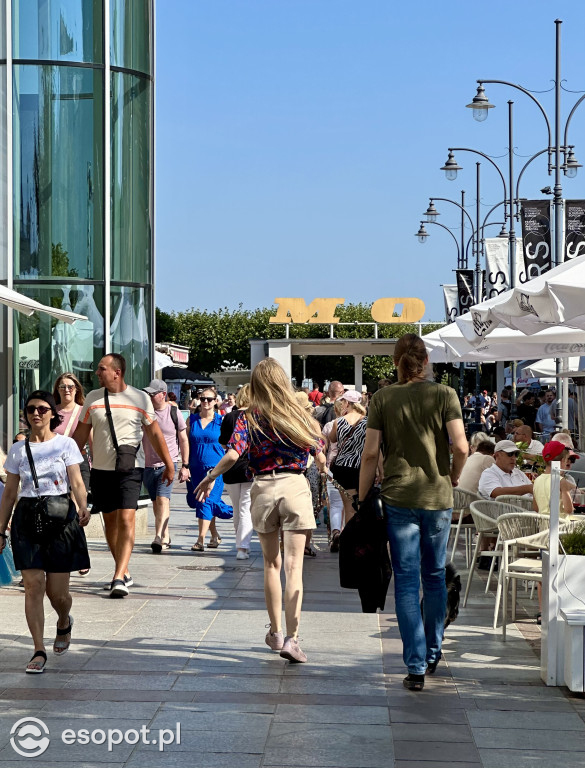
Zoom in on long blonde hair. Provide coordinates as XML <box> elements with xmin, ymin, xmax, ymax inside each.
<box><xmin>247</xmin><ymin>358</ymin><xmax>321</xmax><ymax>449</ymax></box>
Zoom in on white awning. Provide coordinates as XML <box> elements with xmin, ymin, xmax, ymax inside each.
<box><xmin>0</xmin><ymin>284</ymin><xmax>87</xmax><ymax>324</ymax></box>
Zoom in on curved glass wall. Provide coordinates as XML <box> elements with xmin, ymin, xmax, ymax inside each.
<box><xmin>1</xmin><ymin>0</ymin><xmax>154</xmax><ymax>443</ymax></box>
<box><xmin>15</xmin><ymin>282</ymin><xmax>105</xmax><ymax>402</ymax></box>
<box><xmin>110</xmin><ymin>0</ymin><xmax>151</xmax><ymax>75</ymax></box>
<box><xmin>13</xmin><ymin>64</ymin><xmax>104</xmax><ymax>280</ymax></box>
<box><xmin>13</xmin><ymin>0</ymin><xmax>103</xmax><ymax>64</ymax></box>
<box><xmin>111</xmin><ymin>70</ymin><xmax>151</xmax><ymax>283</ymax></box>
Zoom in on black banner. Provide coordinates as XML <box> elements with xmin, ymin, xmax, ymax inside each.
<box><xmin>521</xmin><ymin>200</ymin><xmax>552</xmax><ymax>279</ymax></box>
<box><xmin>456</xmin><ymin>269</ymin><xmax>475</xmax><ymax>315</ymax></box>
<box><xmin>565</xmin><ymin>200</ymin><xmax>585</xmax><ymax>261</ymax></box>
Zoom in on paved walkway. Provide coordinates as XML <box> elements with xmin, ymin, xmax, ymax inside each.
<box><xmin>0</xmin><ymin>487</ymin><xmax>584</xmax><ymax>767</ymax></box>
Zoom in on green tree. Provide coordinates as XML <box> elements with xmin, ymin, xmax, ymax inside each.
<box><xmin>155</xmin><ymin>301</ymin><xmax>441</xmax><ymax>388</ymax></box>
<box><xmin>51</xmin><ymin>242</ymin><xmax>78</xmax><ymax>278</ymax></box>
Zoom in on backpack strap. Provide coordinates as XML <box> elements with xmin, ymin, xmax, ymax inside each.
<box><xmin>169</xmin><ymin>404</ymin><xmax>179</xmax><ymax>447</ymax></box>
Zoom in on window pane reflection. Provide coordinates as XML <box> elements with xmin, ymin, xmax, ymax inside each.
<box><xmin>13</xmin><ymin>65</ymin><xmax>104</xmax><ymax>280</ymax></box>
<box><xmin>15</xmin><ymin>283</ymin><xmax>105</xmax><ymax>419</ymax></box>
<box><xmin>111</xmin><ymin>71</ymin><xmax>151</xmax><ymax>283</ymax></box>
<box><xmin>111</xmin><ymin>0</ymin><xmax>152</xmax><ymax>75</ymax></box>
<box><xmin>13</xmin><ymin>0</ymin><xmax>103</xmax><ymax>64</ymax></box>
<box><xmin>110</xmin><ymin>285</ymin><xmax>151</xmax><ymax>389</ymax></box>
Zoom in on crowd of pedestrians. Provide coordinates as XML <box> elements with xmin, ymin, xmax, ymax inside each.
<box><xmin>0</xmin><ymin>337</ymin><xmax>577</xmax><ymax>690</ymax></box>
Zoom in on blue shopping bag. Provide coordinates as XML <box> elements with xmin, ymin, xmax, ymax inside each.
<box><xmin>0</xmin><ymin>538</ymin><xmax>20</xmax><ymax>585</ymax></box>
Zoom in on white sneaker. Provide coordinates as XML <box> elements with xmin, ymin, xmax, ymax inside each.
<box><xmin>236</xmin><ymin>550</ymin><xmax>250</xmax><ymax>560</ymax></box>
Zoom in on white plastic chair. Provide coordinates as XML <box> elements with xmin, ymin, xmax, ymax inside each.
<box><xmin>496</xmin><ymin>512</ymin><xmax>550</xmax><ymax>640</ymax></box>
<box><xmin>450</xmin><ymin>488</ymin><xmax>480</xmax><ymax>567</ymax></box>
<box><xmin>463</xmin><ymin>500</ymin><xmax>529</xmax><ymax>610</ymax></box>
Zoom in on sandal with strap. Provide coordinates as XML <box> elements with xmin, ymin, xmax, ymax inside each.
<box><xmin>53</xmin><ymin>615</ymin><xmax>73</xmax><ymax>655</ymax></box>
<box><xmin>26</xmin><ymin>650</ymin><xmax>47</xmax><ymax>674</ymax></box>
<box><xmin>304</xmin><ymin>546</ymin><xmax>317</xmax><ymax>558</ymax></box>
<box><xmin>207</xmin><ymin>536</ymin><xmax>222</xmax><ymax>549</ymax></box>
<box><xmin>191</xmin><ymin>541</ymin><xmax>204</xmax><ymax>552</ymax></box>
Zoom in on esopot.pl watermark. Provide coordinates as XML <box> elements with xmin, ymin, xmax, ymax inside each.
<box><xmin>10</xmin><ymin>716</ymin><xmax>181</xmax><ymax>758</ymax></box>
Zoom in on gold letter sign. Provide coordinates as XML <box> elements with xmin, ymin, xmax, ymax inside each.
<box><xmin>269</xmin><ymin>298</ymin><xmax>425</xmax><ymax>324</ymax></box>
<box><xmin>370</xmin><ymin>298</ymin><xmax>425</xmax><ymax>324</ymax></box>
<box><xmin>270</xmin><ymin>298</ymin><xmax>344</xmax><ymax>324</ymax></box>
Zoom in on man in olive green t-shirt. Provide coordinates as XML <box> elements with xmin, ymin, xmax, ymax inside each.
<box><xmin>358</xmin><ymin>352</ymin><xmax>467</xmax><ymax>691</ymax></box>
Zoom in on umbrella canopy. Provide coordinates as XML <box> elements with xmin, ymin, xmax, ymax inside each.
<box><xmin>522</xmin><ymin>357</ymin><xmax>581</xmax><ymax>378</ymax></box>
<box><xmin>0</xmin><ymin>284</ymin><xmax>87</xmax><ymax>324</ymax></box>
<box><xmin>424</xmin><ymin>322</ymin><xmax>585</xmax><ymax>363</ymax></box>
<box><xmin>455</xmin><ymin>254</ymin><xmax>585</xmax><ymax>344</ymax></box>
<box><xmin>161</xmin><ymin>367</ymin><xmax>215</xmax><ymax>385</ymax></box>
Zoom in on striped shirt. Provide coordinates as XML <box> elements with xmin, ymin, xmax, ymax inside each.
<box><xmin>79</xmin><ymin>386</ymin><xmax>155</xmax><ymax>471</ymax></box>
<box><xmin>335</xmin><ymin>417</ymin><xmax>367</xmax><ymax>469</ymax></box>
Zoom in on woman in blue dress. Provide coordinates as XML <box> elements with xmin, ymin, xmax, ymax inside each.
<box><xmin>186</xmin><ymin>388</ymin><xmax>233</xmax><ymax>551</ymax></box>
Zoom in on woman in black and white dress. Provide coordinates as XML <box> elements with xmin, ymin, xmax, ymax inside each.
<box><xmin>327</xmin><ymin>391</ymin><xmax>368</xmax><ymax>529</ymax></box>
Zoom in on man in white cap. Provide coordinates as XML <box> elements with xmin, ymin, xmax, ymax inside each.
<box><xmin>142</xmin><ymin>379</ymin><xmax>190</xmax><ymax>553</ymax></box>
<box><xmin>478</xmin><ymin>440</ymin><xmax>533</xmax><ymax>499</ymax></box>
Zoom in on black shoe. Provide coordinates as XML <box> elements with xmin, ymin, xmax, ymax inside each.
<box><xmin>426</xmin><ymin>654</ymin><xmax>442</xmax><ymax>674</ymax></box>
<box><xmin>536</xmin><ymin>612</ymin><xmax>542</xmax><ymax>626</ymax></box>
<box><xmin>403</xmin><ymin>673</ymin><xmax>425</xmax><ymax>691</ymax></box>
<box><xmin>109</xmin><ymin>579</ymin><xmax>129</xmax><ymax>598</ymax></box>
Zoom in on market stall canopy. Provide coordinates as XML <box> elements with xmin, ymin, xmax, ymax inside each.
<box><xmin>0</xmin><ymin>284</ymin><xmax>87</xmax><ymax>324</ymax></box>
<box><xmin>455</xmin><ymin>254</ymin><xmax>585</xmax><ymax>344</ymax></box>
<box><xmin>161</xmin><ymin>367</ymin><xmax>215</xmax><ymax>385</ymax></box>
<box><xmin>424</xmin><ymin>323</ymin><xmax>585</xmax><ymax>363</ymax></box>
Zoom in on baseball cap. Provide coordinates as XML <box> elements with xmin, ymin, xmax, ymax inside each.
<box><xmin>340</xmin><ymin>390</ymin><xmax>362</xmax><ymax>403</ymax></box>
<box><xmin>143</xmin><ymin>379</ymin><xmax>167</xmax><ymax>395</ymax></box>
<box><xmin>551</xmin><ymin>432</ymin><xmax>574</xmax><ymax>450</ymax></box>
<box><xmin>542</xmin><ymin>441</ymin><xmax>568</xmax><ymax>461</ymax></box>
<box><xmin>483</xmin><ymin>390</ymin><xmax>488</xmax><ymax>394</ymax></box>
<box><xmin>494</xmin><ymin>439</ymin><xmax>520</xmax><ymax>454</ymax></box>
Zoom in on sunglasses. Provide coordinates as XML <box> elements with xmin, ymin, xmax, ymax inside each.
<box><xmin>26</xmin><ymin>405</ymin><xmax>52</xmax><ymax>416</ymax></box>
<box><xmin>58</xmin><ymin>384</ymin><xmax>76</xmax><ymax>391</ymax></box>
<box><xmin>200</xmin><ymin>397</ymin><xmax>215</xmax><ymax>403</ymax></box>
<box><xmin>503</xmin><ymin>450</ymin><xmax>521</xmax><ymax>457</ymax></box>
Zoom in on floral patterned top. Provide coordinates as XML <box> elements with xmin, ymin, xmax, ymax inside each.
<box><xmin>228</xmin><ymin>411</ymin><xmax>323</xmax><ymax>479</ymax></box>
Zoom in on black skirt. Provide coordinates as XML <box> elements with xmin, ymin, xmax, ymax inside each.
<box><xmin>10</xmin><ymin>497</ymin><xmax>91</xmax><ymax>573</ymax></box>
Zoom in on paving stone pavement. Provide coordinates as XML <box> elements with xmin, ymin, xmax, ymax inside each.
<box><xmin>0</xmin><ymin>485</ymin><xmax>584</xmax><ymax>767</ymax></box>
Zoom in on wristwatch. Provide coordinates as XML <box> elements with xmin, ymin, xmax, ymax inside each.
<box><xmin>182</xmin><ymin>463</ymin><xmax>189</xmax><ymax>469</ymax></box>
<box><xmin>206</xmin><ymin>468</ymin><xmax>215</xmax><ymax>480</ymax></box>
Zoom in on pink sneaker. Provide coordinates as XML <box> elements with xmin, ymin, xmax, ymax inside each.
<box><xmin>280</xmin><ymin>636</ymin><xmax>307</xmax><ymax>663</ymax></box>
<box><xmin>265</xmin><ymin>628</ymin><xmax>284</xmax><ymax>651</ymax></box>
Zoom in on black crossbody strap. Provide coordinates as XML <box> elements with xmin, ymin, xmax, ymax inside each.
<box><xmin>24</xmin><ymin>439</ymin><xmax>40</xmax><ymax>492</ymax></box>
<box><xmin>103</xmin><ymin>389</ymin><xmax>120</xmax><ymax>452</ymax></box>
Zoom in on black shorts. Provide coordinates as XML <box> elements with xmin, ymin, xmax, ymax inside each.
<box><xmin>331</xmin><ymin>464</ymin><xmax>360</xmax><ymax>492</ymax></box>
<box><xmin>90</xmin><ymin>468</ymin><xmax>144</xmax><ymax>514</ymax></box>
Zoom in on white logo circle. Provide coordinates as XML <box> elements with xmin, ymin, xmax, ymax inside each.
<box><xmin>10</xmin><ymin>717</ymin><xmax>50</xmax><ymax>758</ymax></box>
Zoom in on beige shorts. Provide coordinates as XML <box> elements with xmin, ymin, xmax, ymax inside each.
<box><xmin>250</xmin><ymin>472</ymin><xmax>316</xmax><ymax>533</ymax></box>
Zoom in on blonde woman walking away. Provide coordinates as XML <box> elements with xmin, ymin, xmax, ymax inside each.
<box><xmin>195</xmin><ymin>358</ymin><xmax>325</xmax><ymax>663</ymax></box>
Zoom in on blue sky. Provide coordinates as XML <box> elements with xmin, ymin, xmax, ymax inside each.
<box><xmin>155</xmin><ymin>1</ymin><xmax>585</xmax><ymax>321</ymax></box>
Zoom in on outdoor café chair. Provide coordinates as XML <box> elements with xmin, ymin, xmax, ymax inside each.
<box><xmin>450</xmin><ymin>488</ymin><xmax>480</xmax><ymax>567</ymax></box>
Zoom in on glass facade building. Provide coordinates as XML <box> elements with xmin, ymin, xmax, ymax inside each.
<box><xmin>0</xmin><ymin>0</ymin><xmax>154</xmax><ymax>444</ymax></box>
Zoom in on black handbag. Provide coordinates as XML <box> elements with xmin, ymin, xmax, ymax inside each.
<box><xmin>24</xmin><ymin>440</ymin><xmax>71</xmax><ymax>540</ymax></box>
<box><xmin>104</xmin><ymin>389</ymin><xmax>139</xmax><ymax>473</ymax></box>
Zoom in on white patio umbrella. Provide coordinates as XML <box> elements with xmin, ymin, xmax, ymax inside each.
<box><xmin>424</xmin><ymin>322</ymin><xmax>585</xmax><ymax>363</ymax></box>
<box><xmin>0</xmin><ymin>284</ymin><xmax>87</xmax><ymax>323</ymax></box>
<box><xmin>455</xmin><ymin>254</ymin><xmax>585</xmax><ymax>344</ymax></box>
<box><xmin>522</xmin><ymin>357</ymin><xmax>581</xmax><ymax>378</ymax></box>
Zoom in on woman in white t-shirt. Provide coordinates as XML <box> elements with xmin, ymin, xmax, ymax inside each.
<box><xmin>0</xmin><ymin>390</ymin><xmax>90</xmax><ymax>675</ymax></box>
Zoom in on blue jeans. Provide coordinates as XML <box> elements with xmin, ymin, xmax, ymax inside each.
<box><xmin>385</xmin><ymin>504</ymin><xmax>451</xmax><ymax>675</ymax></box>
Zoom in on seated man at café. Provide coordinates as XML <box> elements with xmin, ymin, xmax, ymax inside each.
<box><xmin>478</xmin><ymin>440</ymin><xmax>533</xmax><ymax>499</ymax></box>
<box><xmin>458</xmin><ymin>434</ymin><xmax>495</xmax><ymax>495</ymax></box>
<box><xmin>514</xmin><ymin>424</ymin><xmax>545</xmax><ymax>457</ymax></box>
